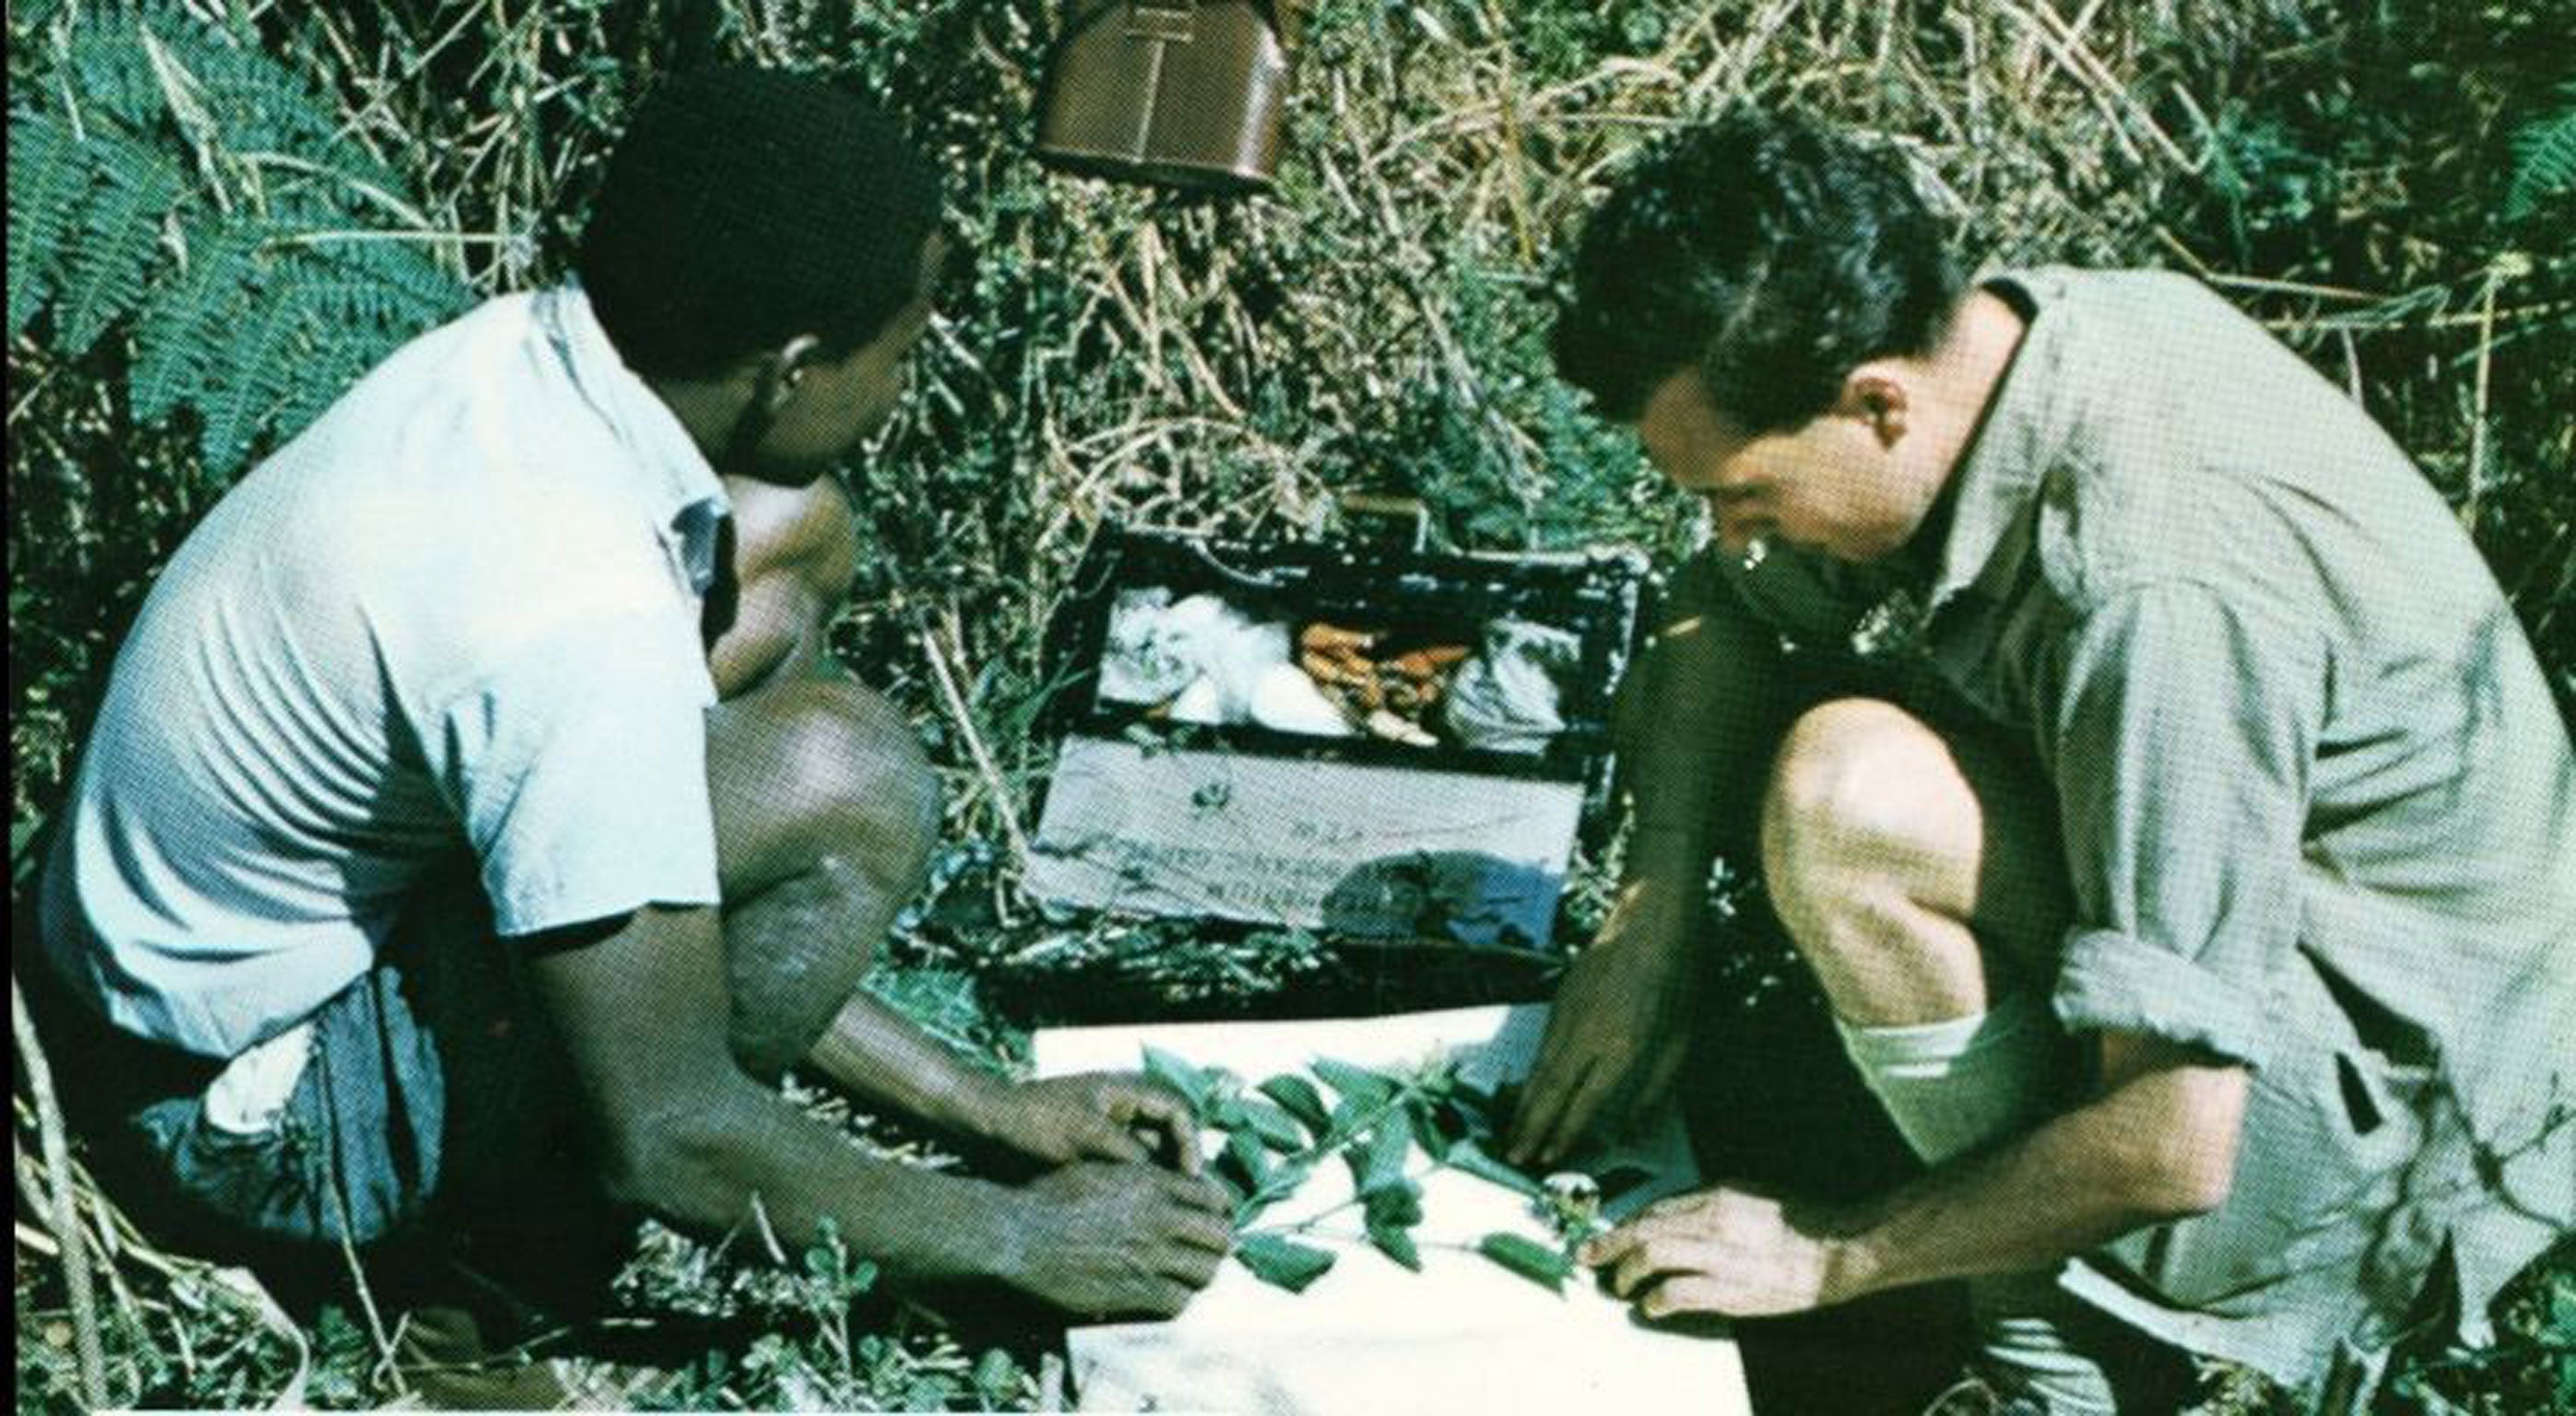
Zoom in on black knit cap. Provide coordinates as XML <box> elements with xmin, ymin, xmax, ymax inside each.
<box><xmin>578</xmin><ymin>65</ymin><xmax>943</xmax><ymax>380</ymax></box>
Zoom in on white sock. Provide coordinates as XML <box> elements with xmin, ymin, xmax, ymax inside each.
<box><xmin>1832</xmin><ymin>997</ymin><xmax>2055</xmax><ymax>1166</ymax></box>
<box><xmin>1836</xmin><ymin>997</ymin><xmax>2118</xmax><ymax>1414</ymax></box>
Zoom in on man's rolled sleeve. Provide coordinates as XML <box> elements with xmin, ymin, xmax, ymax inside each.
<box><xmin>2038</xmin><ymin>582</ymin><xmax>2323</xmax><ymax>1072</ymax></box>
<box><xmin>430</xmin><ymin>611</ymin><xmax>722</xmax><ymax>935</ymax></box>
<box><xmin>2053</xmin><ymin>927</ymin><xmax>2275</xmax><ymax>1066</ymax></box>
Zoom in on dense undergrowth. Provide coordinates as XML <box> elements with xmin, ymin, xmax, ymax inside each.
<box><xmin>11</xmin><ymin>1</ymin><xmax>2570</xmax><ymax>1410</ymax></box>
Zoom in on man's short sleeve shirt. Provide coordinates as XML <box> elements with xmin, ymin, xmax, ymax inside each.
<box><xmin>42</xmin><ymin>287</ymin><xmax>731</xmax><ymax>1056</ymax></box>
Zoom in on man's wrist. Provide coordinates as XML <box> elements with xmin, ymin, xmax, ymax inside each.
<box><xmin>912</xmin><ymin>1172</ymin><xmax>1034</xmax><ymax>1287</ymax></box>
<box><xmin>1817</xmin><ymin>1220</ymin><xmax>1889</xmax><ymax>1307</ymax></box>
<box><xmin>945</xmin><ymin>1068</ymin><xmax>1022</xmax><ymax>1147</ymax></box>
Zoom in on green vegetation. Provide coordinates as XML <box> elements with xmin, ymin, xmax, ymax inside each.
<box><xmin>11</xmin><ymin>1</ymin><xmax>2569</xmax><ymax>1410</ymax></box>
<box><xmin>1138</xmin><ymin>1045</ymin><xmax>1625</xmax><ymax>1293</ymax></box>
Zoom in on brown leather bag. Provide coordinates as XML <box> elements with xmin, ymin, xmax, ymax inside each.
<box><xmin>1035</xmin><ymin>0</ymin><xmax>1311</xmax><ymax>194</ymax></box>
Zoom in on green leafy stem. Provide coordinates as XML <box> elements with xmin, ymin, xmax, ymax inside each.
<box><xmin>1138</xmin><ymin>1045</ymin><xmax>1648</xmax><ymax>1297</ymax></box>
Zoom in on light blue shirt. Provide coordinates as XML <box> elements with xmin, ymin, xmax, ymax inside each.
<box><xmin>41</xmin><ymin>287</ymin><xmax>730</xmax><ymax>1056</ymax></box>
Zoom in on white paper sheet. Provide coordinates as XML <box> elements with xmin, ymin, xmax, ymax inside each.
<box><xmin>1033</xmin><ymin>1005</ymin><xmax>1750</xmax><ymax>1415</ymax></box>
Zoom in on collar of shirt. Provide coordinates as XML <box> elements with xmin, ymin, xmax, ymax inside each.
<box><xmin>535</xmin><ymin>282</ymin><xmax>732</xmax><ymax>596</ymax></box>
<box><xmin>1920</xmin><ymin>266</ymin><xmax>2085</xmax><ymax>617</ymax></box>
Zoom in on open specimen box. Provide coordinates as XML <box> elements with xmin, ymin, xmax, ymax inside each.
<box><xmin>1027</xmin><ymin>525</ymin><xmax>1650</xmax><ymax>953</ymax></box>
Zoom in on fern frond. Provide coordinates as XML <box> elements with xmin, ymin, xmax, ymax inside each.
<box><xmin>21</xmin><ymin>0</ymin><xmax>471</xmax><ymax>477</ymax></box>
<box><xmin>198</xmin><ymin>47</ymin><xmax>376</xmax><ymax>177</ymax></box>
<box><xmin>372</xmin><ymin>247</ymin><xmax>471</xmax><ymax>322</ymax></box>
<box><xmin>7</xmin><ymin>111</ymin><xmax>88</xmax><ymax>337</ymax></box>
<box><xmin>192</xmin><ymin>289</ymin><xmax>311</xmax><ymax>470</ymax></box>
<box><xmin>52</xmin><ymin>129</ymin><xmax>187</xmax><ymax>355</ymax></box>
<box><xmin>62</xmin><ymin>11</ymin><xmax>172</xmax><ymax>136</ymax></box>
<box><xmin>2505</xmin><ymin>93</ymin><xmax>2576</xmax><ymax>224</ymax></box>
<box><xmin>296</xmin><ymin>242</ymin><xmax>467</xmax><ymax>331</ymax></box>
<box><xmin>130</xmin><ymin>218</ymin><xmax>266</xmax><ymax>423</ymax></box>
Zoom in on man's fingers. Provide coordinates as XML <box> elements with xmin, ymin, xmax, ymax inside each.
<box><xmin>1079</xmin><ymin>1118</ymin><xmax>1153</xmax><ymax>1165</ymax></box>
<box><xmin>1610</xmin><ymin>1236</ymin><xmax>1719</xmax><ymax>1301</ymax></box>
<box><xmin>1528</xmin><ymin>1056</ymin><xmax>1619</xmax><ymax>1166</ymax></box>
<box><xmin>1637</xmin><ymin>1274</ymin><xmax>1726</xmax><ymax>1321</ymax></box>
<box><xmin>1507</xmin><ymin>1052</ymin><xmax>1589</xmax><ymax>1163</ymax></box>
<box><xmin>1579</xmin><ymin>1222</ymin><xmax>1639</xmax><ymax>1272</ymax></box>
<box><xmin>1161</xmin><ymin>1210</ymin><xmax>1235</xmax><ymax>1256</ymax></box>
<box><xmin>1117</xmin><ymin>1086</ymin><xmax>1203</xmax><ymax>1174</ymax></box>
<box><xmin>1148</xmin><ymin>1234</ymin><xmax>1227</xmax><ymax>1287</ymax></box>
<box><xmin>1152</xmin><ymin>1169</ymin><xmax>1232</xmax><ymax>1216</ymax></box>
<box><xmin>1616</xmin><ymin>1040</ymin><xmax>1685</xmax><ymax>1132</ymax></box>
<box><xmin>1641</xmin><ymin>1189</ymin><xmax>1711</xmax><ymax>1222</ymax></box>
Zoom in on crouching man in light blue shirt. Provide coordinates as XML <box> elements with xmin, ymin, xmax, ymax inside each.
<box><xmin>30</xmin><ymin>65</ymin><xmax>1230</xmax><ymax>1378</ymax></box>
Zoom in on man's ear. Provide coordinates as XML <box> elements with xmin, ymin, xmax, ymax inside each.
<box><xmin>755</xmin><ymin>334</ymin><xmax>825</xmax><ymax>412</ymax></box>
<box><xmin>1840</xmin><ymin>366</ymin><xmax>1911</xmax><ymax>447</ymax></box>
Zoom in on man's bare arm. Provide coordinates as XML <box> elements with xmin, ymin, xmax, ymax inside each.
<box><xmin>525</xmin><ymin>903</ymin><xmax>1232</xmax><ymax>1316</ymax></box>
<box><xmin>1511</xmin><ymin>580</ymin><xmax>1795</xmax><ymax>1163</ymax></box>
<box><xmin>802</xmin><ymin>989</ymin><xmax>1202</xmax><ymax>1174</ymax></box>
<box><xmin>1588</xmin><ymin>1034</ymin><xmax>2250</xmax><ymax>1317</ymax></box>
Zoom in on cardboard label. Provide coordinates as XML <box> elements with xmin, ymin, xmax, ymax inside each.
<box><xmin>1028</xmin><ymin>737</ymin><xmax>1583</xmax><ymax>948</ymax></box>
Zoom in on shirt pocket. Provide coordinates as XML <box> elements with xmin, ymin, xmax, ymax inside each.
<box><xmin>2100</xmin><ymin>1036</ymin><xmax>2426</xmax><ymax>1315</ymax></box>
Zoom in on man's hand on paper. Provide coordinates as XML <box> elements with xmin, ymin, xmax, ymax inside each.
<box><xmin>1582</xmin><ymin>1186</ymin><xmax>1861</xmax><ymax>1319</ymax></box>
<box><xmin>1508</xmin><ymin>876</ymin><xmax>1704</xmax><ymax>1166</ymax></box>
<box><xmin>983</xmin><ymin>1072</ymin><xmax>1205</xmax><ymax>1174</ymax></box>
<box><xmin>1005</xmin><ymin>1162</ymin><xmax>1235</xmax><ymax>1319</ymax></box>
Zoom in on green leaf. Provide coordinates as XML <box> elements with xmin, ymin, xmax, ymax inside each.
<box><xmin>1446</xmin><ymin>1138</ymin><xmax>1544</xmax><ymax>1198</ymax></box>
<box><xmin>193</xmin><ymin>283</ymin><xmax>308</xmax><ymax>471</ymax></box>
<box><xmin>2505</xmin><ymin>92</ymin><xmax>2576</xmax><ymax>222</ymax></box>
<box><xmin>1235</xmin><ymin>1233</ymin><xmax>1337</xmax><ymax>1292</ymax></box>
<box><xmin>1350</xmin><ymin>1115</ymin><xmax>1412</xmax><ymax>1196</ymax></box>
<box><xmin>1216</xmin><ymin>1129</ymin><xmax>1272</xmax><ymax>1198</ymax></box>
<box><xmin>1312</xmin><ymin>1056</ymin><xmax>1400</xmax><ymax>1106</ymax></box>
<box><xmin>1363</xmin><ymin>1180</ymin><xmax>1423</xmax><ymax>1231</ymax></box>
<box><xmin>7</xmin><ymin>112</ymin><xmax>85</xmax><ymax>338</ymax></box>
<box><xmin>129</xmin><ymin>217</ymin><xmax>264</xmax><ymax>425</ymax></box>
<box><xmin>1408</xmin><ymin>1092</ymin><xmax>1465</xmax><ymax>1160</ymax></box>
<box><xmin>53</xmin><ymin>132</ymin><xmax>184</xmax><ymax>356</ymax></box>
<box><xmin>1239</xmin><ymin>1097</ymin><xmax>1309</xmax><ymax>1153</ymax></box>
<box><xmin>1257</xmin><ymin>1074</ymin><xmax>1332</xmax><ymax>1138</ymax></box>
<box><xmin>1206</xmin><ymin>1092</ymin><xmax>1250</xmax><ymax>1134</ymax></box>
<box><xmin>1477</xmin><ymin>1233</ymin><xmax>1574</xmax><ymax>1292</ymax></box>
<box><xmin>1365</xmin><ymin>1215</ymin><xmax>1423</xmax><ymax>1271</ymax></box>
<box><xmin>1141</xmin><ymin>1044</ymin><xmax>1211</xmax><ymax>1109</ymax></box>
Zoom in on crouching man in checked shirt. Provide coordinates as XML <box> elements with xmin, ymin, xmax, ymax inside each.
<box><xmin>25</xmin><ymin>65</ymin><xmax>1230</xmax><ymax>1388</ymax></box>
<box><xmin>1509</xmin><ymin>110</ymin><xmax>2571</xmax><ymax>1413</ymax></box>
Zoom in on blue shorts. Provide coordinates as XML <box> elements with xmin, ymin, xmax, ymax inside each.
<box><xmin>29</xmin><ymin>868</ymin><xmax>591</xmax><ymax>1262</ymax></box>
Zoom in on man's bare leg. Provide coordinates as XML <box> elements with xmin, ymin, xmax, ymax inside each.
<box><xmin>685</xmin><ymin>467</ymin><xmax>939</xmax><ymax>1080</ymax></box>
<box><xmin>1761</xmin><ymin>698</ymin><xmax>2145</xmax><ymax>1413</ymax></box>
<box><xmin>705</xmin><ymin>672</ymin><xmax>939</xmax><ymax>1080</ymax></box>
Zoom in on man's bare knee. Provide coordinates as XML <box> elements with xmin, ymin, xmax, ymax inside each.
<box><xmin>1765</xmin><ymin>700</ymin><xmax>1974</xmax><ymax>872</ymax></box>
<box><xmin>782</xmin><ymin>679</ymin><xmax>939</xmax><ymax>868</ymax></box>
<box><xmin>713</xmin><ymin>676</ymin><xmax>941</xmax><ymax>902</ymax></box>
<box><xmin>1761</xmin><ymin>699</ymin><xmax>1989</xmax><ymax>1011</ymax></box>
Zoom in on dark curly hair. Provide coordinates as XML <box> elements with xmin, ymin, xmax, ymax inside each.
<box><xmin>578</xmin><ymin>65</ymin><xmax>944</xmax><ymax>381</ymax></box>
<box><xmin>1553</xmin><ymin>110</ymin><xmax>1961</xmax><ymax>431</ymax></box>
